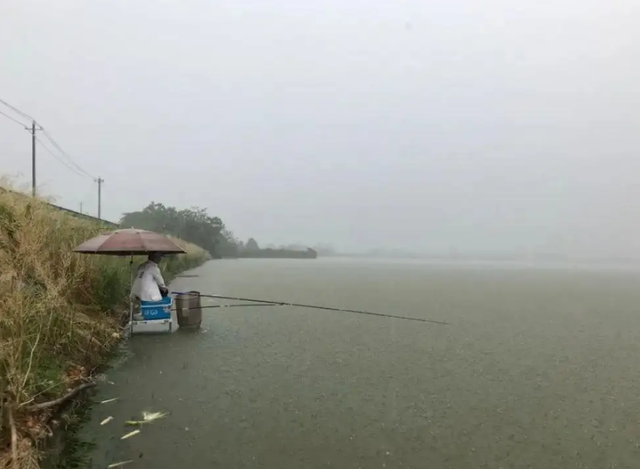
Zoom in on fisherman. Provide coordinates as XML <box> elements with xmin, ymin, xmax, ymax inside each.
<box><xmin>130</xmin><ymin>252</ymin><xmax>169</xmax><ymax>303</ymax></box>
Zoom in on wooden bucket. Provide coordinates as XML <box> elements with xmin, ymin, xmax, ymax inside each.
<box><xmin>175</xmin><ymin>291</ymin><xmax>202</xmax><ymax>329</ymax></box>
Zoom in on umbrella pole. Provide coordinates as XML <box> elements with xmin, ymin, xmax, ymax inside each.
<box><xmin>129</xmin><ymin>255</ymin><xmax>134</xmax><ymax>336</ymax></box>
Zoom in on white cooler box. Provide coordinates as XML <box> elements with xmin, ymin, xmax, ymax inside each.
<box><xmin>131</xmin><ymin>318</ymin><xmax>173</xmax><ymax>334</ymax></box>
<box><xmin>130</xmin><ymin>297</ymin><xmax>174</xmax><ymax>335</ymax></box>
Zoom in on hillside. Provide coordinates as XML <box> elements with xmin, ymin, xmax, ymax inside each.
<box><xmin>0</xmin><ymin>188</ymin><xmax>209</xmax><ymax>468</ymax></box>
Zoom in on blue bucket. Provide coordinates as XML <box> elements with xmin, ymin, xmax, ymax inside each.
<box><xmin>140</xmin><ymin>296</ymin><xmax>173</xmax><ymax>320</ymax></box>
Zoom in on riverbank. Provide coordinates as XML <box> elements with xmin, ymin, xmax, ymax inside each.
<box><xmin>0</xmin><ymin>188</ymin><xmax>210</xmax><ymax>468</ymax></box>
<box><xmin>237</xmin><ymin>248</ymin><xmax>317</xmax><ymax>259</ymax></box>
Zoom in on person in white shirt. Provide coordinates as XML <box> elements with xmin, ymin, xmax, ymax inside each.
<box><xmin>130</xmin><ymin>252</ymin><xmax>168</xmax><ymax>303</ymax></box>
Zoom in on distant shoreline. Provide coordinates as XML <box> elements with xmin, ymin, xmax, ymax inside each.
<box><xmin>316</xmin><ymin>253</ymin><xmax>640</xmax><ymax>269</ymax></box>
<box><xmin>231</xmin><ymin>247</ymin><xmax>318</xmax><ymax>260</ymax></box>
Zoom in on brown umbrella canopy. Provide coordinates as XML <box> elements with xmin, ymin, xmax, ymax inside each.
<box><xmin>73</xmin><ymin>228</ymin><xmax>186</xmax><ymax>256</ymax></box>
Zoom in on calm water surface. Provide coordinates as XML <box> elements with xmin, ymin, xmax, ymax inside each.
<box><xmin>82</xmin><ymin>258</ymin><xmax>640</xmax><ymax>469</ymax></box>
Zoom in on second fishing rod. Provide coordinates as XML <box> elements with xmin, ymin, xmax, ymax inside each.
<box><xmin>171</xmin><ymin>291</ymin><xmax>450</xmax><ymax>325</ymax></box>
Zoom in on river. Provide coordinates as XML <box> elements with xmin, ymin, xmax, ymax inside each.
<box><xmin>81</xmin><ymin>258</ymin><xmax>640</xmax><ymax>469</ymax></box>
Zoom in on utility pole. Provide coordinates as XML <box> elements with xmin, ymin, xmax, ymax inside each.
<box><xmin>31</xmin><ymin>121</ymin><xmax>36</xmax><ymax>197</ymax></box>
<box><xmin>79</xmin><ymin>202</ymin><xmax>83</xmax><ymax>214</ymax></box>
<box><xmin>95</xmin><ymin>178</ymin><xmax>104</xmax><ymax>219</ymax></box>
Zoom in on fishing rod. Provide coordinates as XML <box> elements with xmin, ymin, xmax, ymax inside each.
<box><xmin>170</xmin><ymin>303</ymin><xmax>276</xmax><ymax>312</ymax></box>
<box><xmin>197</xmin><ymin>303</ymin><xmax>277</xmax><ymax>309</ymax></box>
<box><xmin>173</xmin><ymin>292</ymin><xmax>449</xmax><ymax>325</ymax></box>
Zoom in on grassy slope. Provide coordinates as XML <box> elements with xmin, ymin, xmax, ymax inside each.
<box><xmin>0</xmin><ymin>189</ymin><xmax>210</xmax><ymax>468</ymax></box>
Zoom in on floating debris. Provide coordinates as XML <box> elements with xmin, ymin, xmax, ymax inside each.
<box><xmin>94</xmin><ymin>373</ymin><xmax>115</xmax><ymax>385</ymax></box>
<box><xmin>100</xmin><ymin>416</ymin><xmax>113</xmax><ymax>426</ymax></box>
<box><xmin>125</xmin><ymin>411</ymin><xmax>168</xmax><ymax>426</ymax></box>
<box><xmin>120</xmin><ymin>429</ymin><xmax>141</xmax><ymax>440</ymax></box>
<box><xmin>107</xmin><ymin>460</ymin><xmax>133</xmax><ymax>468</ymax></box>
<box><xmin>100</xmin><ymin>397</ymin><xmax>119</xmax><ymax>404</ymax></box>
<box><xmin>143</xmin><ymin>411</ymin><xmax>168</xmax><ymax>421</ymax></box>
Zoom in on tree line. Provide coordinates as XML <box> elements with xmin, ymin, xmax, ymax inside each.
<box><xmin>120</xmin><ymin>202</ymin><xmax>239</xmax><ymax>257</ymax></box>
<box><xmin>120</xmin><ymin>202</ymin><xmax>333</xmax><ymax>258</ymax></box>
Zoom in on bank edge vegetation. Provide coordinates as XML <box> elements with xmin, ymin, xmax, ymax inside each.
<box><xmin>120</xmin><ymin>202</ymin><xmax>239</xmax><ymax>258</ymax></box>
<box><xmin>0</xmin><ymin>186</ymin><xmax>210</xmax><ymax>468</ymax></box>
<box><xmin>120</xmin><ymin>202</ymin><xmax>319</xmax><ymax>259</ymax></box>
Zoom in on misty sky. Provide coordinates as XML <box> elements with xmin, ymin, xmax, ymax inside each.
<box><xmin>2</xmin><ymin>0</ymin><xmax>640</xmax><ymax>259</ymax></box>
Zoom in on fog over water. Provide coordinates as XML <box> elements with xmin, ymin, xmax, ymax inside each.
<box><xmin>2</xmin><ymin>1</ymin><xmax>640</xmax><ymax>260</ymax></box>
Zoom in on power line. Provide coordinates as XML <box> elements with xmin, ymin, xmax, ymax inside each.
<box><xmin>0</xmin><ymin>98</ymin><xmax>36</xmax><ymax>122</ymax></box>
<box><xmin>40</xmin><ymin>129</ymin><xmax>95</xmax><ymax>179</ymax></box>
<box><xmin>0</xmin><ymin>97</ymin><xmax>102</xmax><ymax>207</ymax></box>
<box><xmin>35</xmin><ymin>138</ymin><xmax>104</xmax><ymax>217</ymax></box>
<box><xmin>0</xmin><ymin>97</ymin><xmax>96</xmax><ymax>179</ymax></box>
<box><xmin>35</xmin><ymin>136</ymin><xmax>90</xmax><ymax>179</ymax></box>
<box><xmin>0</xmin><ymin>109</ymin><xmax>29</xmax><ymax>127</ymax></box>
<box><xmin>36</xmin><ymin>136</ymin><xmax>86</xmax><ymax>177</ymax></box>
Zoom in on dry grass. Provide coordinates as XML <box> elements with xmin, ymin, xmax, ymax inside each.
<box><xmin>0</xmin><ymin>186</ymin><xmax>210</xmax><ymax>468</ymax></box>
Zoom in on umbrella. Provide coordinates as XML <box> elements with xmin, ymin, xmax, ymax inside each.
<box><xmin>73</xmin><ymin>228</ymin><xmax>186</xmax><ymax>256</ymax></box>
